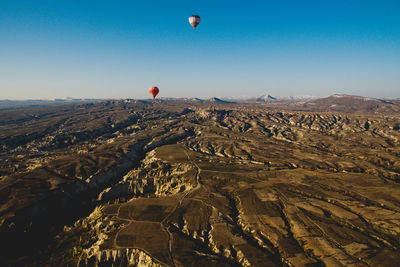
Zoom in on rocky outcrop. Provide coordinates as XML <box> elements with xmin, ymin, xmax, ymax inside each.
<box><xmin>78</xmin><ymin>248</ymin><xmax>165</xmax><ymax>267</ymax></box>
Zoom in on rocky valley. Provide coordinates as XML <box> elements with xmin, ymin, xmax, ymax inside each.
<box><xmin>1</xmin><ymin>96</ymin><xmax>400</xmax><ymax>266</ymax></box>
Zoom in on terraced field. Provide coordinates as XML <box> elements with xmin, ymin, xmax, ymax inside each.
<box><xmin>1</xmin><ymin>99</ymin><xmax>400</xmax><ymax>266</ymax></box>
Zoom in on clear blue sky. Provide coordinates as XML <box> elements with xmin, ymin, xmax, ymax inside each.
<box><xmin>1</xmin><ymin>0</ymin><xmax>399</xmax><ymax>99</ymax></box>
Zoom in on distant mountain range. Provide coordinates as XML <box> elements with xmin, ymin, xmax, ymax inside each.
<box><xmin>2</xmin><ymin>94</ymin><xmax>400</xmax><ymax>114</ymax></box>
<box><xmin>301</xmin><ymin>94</ymin><xmax>400</xmax><ymax>113</ymax></box>
<box><xmin>159</xmin><ymin>97</ymin><xmax>234</xmax><ymax>104</ymax></box>
<box><xmin>0</xmin><ymin>98</ymin><xmax>101</xmax><ymax>109</ymax></box>
<box><xmin>204</xmin><ymin>97</ymin><xmax>234</xmax><ymax>103</ymax></box>
<box><xmin>255</xmin><ymin>94</ymin><xmax>319</xmax><ymax>102</ymax></box>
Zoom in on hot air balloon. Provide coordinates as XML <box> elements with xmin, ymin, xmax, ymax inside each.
<box><xmin>188</xmin><ymin>15</ymin><xmax>200</xmax><ymax>29</ymax></box>
<box><xmin>149</xmin><ymin>86</ymin><xmax>159</xmax><ymax>99</ymax></box>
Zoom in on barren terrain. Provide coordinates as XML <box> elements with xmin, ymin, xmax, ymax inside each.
<box><xmin>1</xmin><ymin>97</ymin><xmax>400</xmax><ymax>266</ymax></box>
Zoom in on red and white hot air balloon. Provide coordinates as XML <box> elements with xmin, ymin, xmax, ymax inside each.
<box><xmin>188</xmin><ymin>15</ymin><xmax>200</xmax><ymax>29</ymax></box>
<box><xmin>149</xmin><ymin>86</ymin><xmax>159</xmax><ymax>99</ymax></box>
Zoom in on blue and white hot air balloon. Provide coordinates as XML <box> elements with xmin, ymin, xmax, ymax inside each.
<box><xmin>188</xmin><ymin>15</ymin><xmax>200</xmax><ymax>29</ymax></box>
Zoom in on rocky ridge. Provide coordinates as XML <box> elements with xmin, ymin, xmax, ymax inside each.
<box><xmin>0</xmin><ymin>99</ymin><xmax>400</xmax><ymax>266</ymax></box>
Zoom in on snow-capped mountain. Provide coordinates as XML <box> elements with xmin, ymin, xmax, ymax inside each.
<box><xmin>256</xmin><ymin>94</ymin><xmax>318</xmax><ymax>102</ymax></box>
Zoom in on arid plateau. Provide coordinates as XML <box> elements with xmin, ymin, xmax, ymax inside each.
<box><xmin>1</xmin><ymin>95</ymin><xmax>400</xmax><ymax>266</ymax></box>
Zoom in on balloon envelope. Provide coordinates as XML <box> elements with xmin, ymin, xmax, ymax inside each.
<box><xmin>149</xmin><ymin>86</ymin><xmax>159</xmax><ymax>99</ymax></box>
<box><xmin>189</xmin><ymin>15</ymin><xmax>200</xmax><ymax>29</ymax></box>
